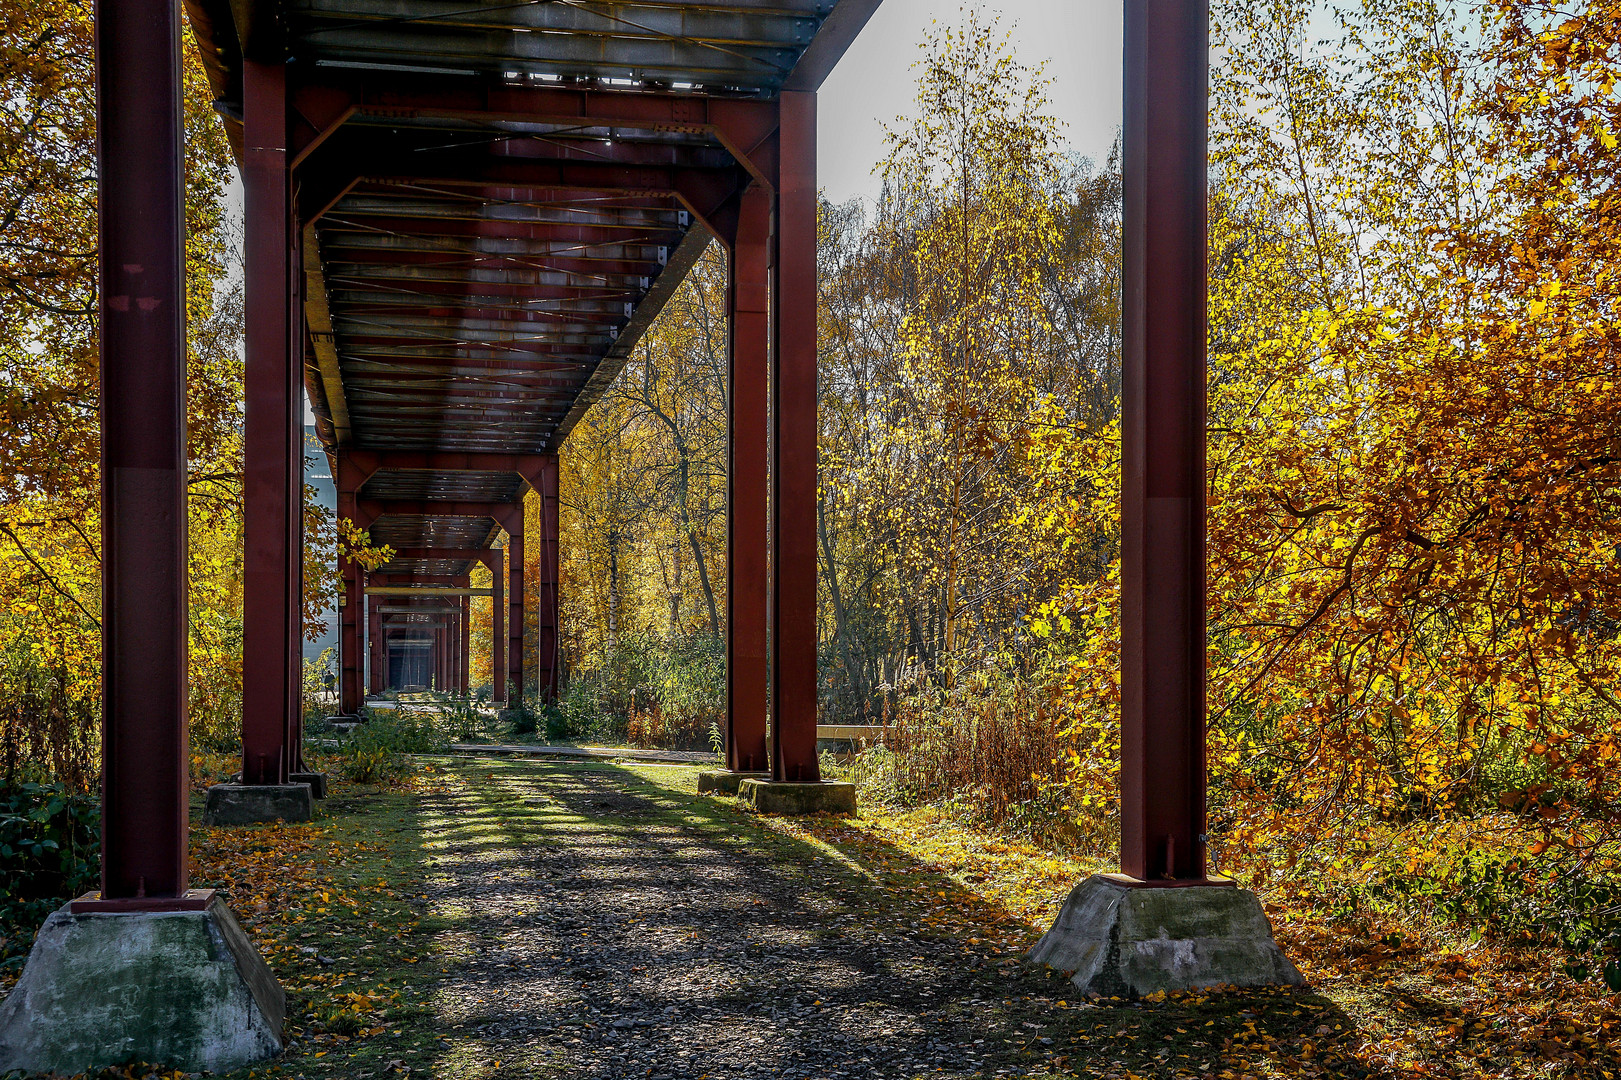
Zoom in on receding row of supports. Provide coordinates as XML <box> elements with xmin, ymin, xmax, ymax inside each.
<box><xmin>75</xmin><ymin>0</ymin><xmax>1217</xmax><ymax>900</ymax></box>
<box><xmin>334</xmin><ymin>453</ymin><xmax>560</xmax><ymax>713</ymax></box>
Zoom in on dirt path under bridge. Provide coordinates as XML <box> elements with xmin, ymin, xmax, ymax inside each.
<box><xmin>180</xmin><ymin>759</ymin><xmax>1414</xmax><ymax>1080</ymax></box>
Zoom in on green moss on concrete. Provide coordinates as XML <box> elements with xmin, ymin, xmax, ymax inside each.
<box><xmin>204</xmin><ymin>783</ymin><xmax>315</xmax><ymax>825</ymax></box>
<box><xmin>738</xmin><ymin>779</ymin><xmax>857</xmax><ymax>815</ymax></box>
<box><xmin>0</xmin><ymin>901</ymin><xmax>283</xmax><ymax>1075</ymax></box>
<box><xmin>696</xmin><ymin>770</ymin><xmax>767</xmax><ymax>795</ymax></box>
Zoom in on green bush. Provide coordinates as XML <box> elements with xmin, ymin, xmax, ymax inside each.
<box><xmin>332</xmin><ymin>712</ymin><xmax>446</xmax><ymax>786</ymax></box>
<box><xmin>0</xmin><ymin>782</ymin><xmax>99</xmax><ymax>963</ymax></box>
<box><xmin>351</xmin><ymin>711</ymin><xmax>446</xmax><ymax>754</ymax></box>
<box><xmin>335</xmin><ymin>747</ymin><xmax>414</xmax><ymax>786</ymax></box>
<box><xmin>557</xmin><ymin>631</ymin><xmax>724</xmax><ymax>749</ymax></box>
<box><xmin>1355</xmin><ymin>847</ymin><xmax>1621</xmax><ymax>988</ymax></box>
<box><xmin>433</xmin><ymin>693</ymin><xmax>487</xmax><ymax>742</ymax></box>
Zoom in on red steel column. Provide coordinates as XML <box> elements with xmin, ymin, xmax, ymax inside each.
<box><xmin>447</xmin><ymin>581</ymin><xmax>461</xmax><ymax>694</ymax></box>
<box><xmin>727</xmin><ymin>184</ymin><xmax>771</xmax><ymax>773</ymax></box>
<box><xmin>460</xmin><ymin>592</ymin><xmax>471</xmax><ymax>694</ymax></box>
<box><xmin>536</xmin><ymin>458</ymin><xmax>561</xmax><ymax>702</ymax></box>
<box><xmin>286</xmin><ymin>227</ymin><xmax>307</xmax><ymax>772</ymax></box>
<box><xmin>435</xmin><ymin>627</ymin><xmax>447</xmax><ymax>691</ymax></box>
<box><xmin>368</xmin><ymin>590</ymin><xmax>385</xmax><ymax>694</ymax></box>
<box><xmin>770</xmin><ymin>92</ymin><xmax>820</xmax><ymax>783</ymax></box>
<box><xmin>1120</xmin><ymin>0</ymin><xmax>1210</xmax><ymax>883</ymax></box>
<box><xmin>490</xmin><ymin>552</ymin><xmax>506</xmax><ymax>702</ymax></box>
<box><xmin>241</xmin><ymin>60</ymin><xmax>297</xmax><ymax>786</ymax></box>
<box><xmin>339</xmin><ymin>563</ymin><xmax>360</xmax><ymax>713</ymax></box>
<box><xmin>508</xmin><ymin>520</ymin><xmax>525</xmax><ymax>705</ymax></box>
<box><xmin>337</xmin><ymin>486</ymin><xmax>362</xmax><ymax>711</ymax></box>
<box><xmin>91</xmin><ymin>0</ymin><xmax>191</xmax><ymax>903</ymax></box>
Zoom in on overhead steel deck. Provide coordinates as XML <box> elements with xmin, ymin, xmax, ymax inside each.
<box><xmin>187</xmin><ymin>0</ymin><xmax>876</xmax><ymax>527</ymax></box>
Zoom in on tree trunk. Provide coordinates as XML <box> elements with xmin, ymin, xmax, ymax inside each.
<box><xmin>686</xmin><ymin>525</ymin><xmax>720</xmax><ymax>644</ymax></box>
<box><xmin>606</xmin><ymin>527</ymin><xmax>620</xmax><ymax>655</ymax></box>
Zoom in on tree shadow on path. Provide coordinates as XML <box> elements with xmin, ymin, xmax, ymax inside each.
<box><xmin>387</xmin><ymin>757</ymin><xmax>1385</xmax><ymax>1080</ymax></box>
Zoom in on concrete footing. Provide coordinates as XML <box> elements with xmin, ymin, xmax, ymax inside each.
<box><xmin>738</xmin><ymin>779</ymin><xmax>857</xmax><ymax>815</ymax></box>
<box><xmin>203</xmin><ymin>783</ymin><xmax>314</xmax><ymax>826</ymax></box>
<box><xmin>697</xmin><ymin>770</ymin><xmax>768</xmax><ymax>795</ymax></box>
<box><xmin>0</xmin><ymin>895</ymin><xmax>285</xmax><ymax>1074</ymax></box>
<box><xmin>1027</xmin><ymin>874</ymin><xmax>1303</xmax><ymax>997</ymax></box>
<box><xmin>289</xmin><ymin>771</ymin><xmax>328</xmax><ymax>799</ymax></box>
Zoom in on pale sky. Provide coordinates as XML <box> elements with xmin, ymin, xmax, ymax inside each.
<box><xmin>817</xmin><ymin>1</ymin><xmax>1124</xmax><ymax>206</ymax></box>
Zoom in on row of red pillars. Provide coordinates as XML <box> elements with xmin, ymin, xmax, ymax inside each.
<box><xmin>87</xmin><ymin>0</ymin><xmax>1214</xmax><ymax>908</ymax></box>
<box><xmin>334</xmin><ymin>455</ymin><xmax>559</xmax><ymax>711</ymax></box>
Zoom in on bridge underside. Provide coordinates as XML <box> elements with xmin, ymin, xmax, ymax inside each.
<box><xmin>170</xmin><ymin>0</ymin><xmax>881</xmax><ymax>797</ymax></box>
<box><xmin>85</xmin><ymin>0</ymin><xmax>1220</xmax><ymax>912</ymax></box>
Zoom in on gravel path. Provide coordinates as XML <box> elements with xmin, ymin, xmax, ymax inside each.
<box><xmin>412</xmin><ymin>760</ymin><xmax>1057</xmax><ymax>1079</ymax></box>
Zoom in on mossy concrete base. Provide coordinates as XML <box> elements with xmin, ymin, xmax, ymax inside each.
<box><xmin>203</xmin><ymin>783</ymin><xmax>314</xmax><ymax>826</ymax></box>
<box><xmin>1027</xmin><ymin>874</ymin><xmax>1304</xmax><ymax>997</ymax></box>
<box><xmin>289</xmin><ymin>771</ymin><xmax>328</xmax><ymax>799</ymax></box>
<box><xmin>738</xmin><ymin>779</ymin><xmax>857</xmax><ymax>815</ymax></box>
<box><xmin>497</xmin><ymin>707</ymin><xmax>524</xmax><ymax>725</ymax></box>
<box><xmin>0</xmin><ymin>898</ymin><xmax>284</xmax><ymax>1074</ymax></box>
<box><xmin>697</xmin><ymin>770</ymin><xmax>767</xmax><ymax>795</ymax></box>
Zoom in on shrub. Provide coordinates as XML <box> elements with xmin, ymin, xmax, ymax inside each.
<box><xmin>558</xmin><ymin>631</ymin><xmax>723</xmax><ymax>749</ymax></box>
<box><xmin>432</xmin><ymin>693</ymin><xmax>487</xmax><ymax>742</ymax></box>
<box><xmin>335</xmin><ymin>747</ymin><xmax>413</xmax><ymax>786</ymax></box>
<box><xmin>332</xmin><ymin>712</ymin><xmax>445</xmax><ymax>786</ymax></box>
<box><xmin>0</xmin><ymin>781</ymin><xmax>99</xmax><ymax>962</ymax></box>
<box><xmin>189</xmin><ymin>611</ymin><xmax>244</xmax><ymax>754</ymax></box>
<box><xmin>0</xmin><ymin>649</ymin><xmax>97</xmax><ymax>791</ymax></box>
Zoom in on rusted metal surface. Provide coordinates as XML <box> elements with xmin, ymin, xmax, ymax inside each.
<box><xmin>1119</xmin><ymin>0</ymin><xmax>1210</xmax><ymax>883</ymax></box>
<box><xmin>492</xmin><ymin>541</ymin><xmax>506</xmax><ymax>702</ymax></box>
<box><xmin>368</xmin><ymin>595</ymin><xmax>385</xmax><ymax>692</ymax></box>
<box><xmin>95</xmin><ymin>0</ymin><xmax>190</xmax><ymax>904</ymax></box>
<box><xmin>241</xmin><ymin>60</ymin><xmax>298</xmax><ymax>787</ymax></box>
<box><xmin>364</xmin><ymin>586</ymin><xmax>494</xmax><ymax>596</ymax></box>
<box><xmin>460</xmin><ymin>592</ymin><xmax>472</xmax><ymax>693</ymax></box>
<box><xmin>286</xmin><ymin>1</ymin><xmax>837</xmax><ymax>92</ymax></box>
<box><xmin>770</xmin><ymin>91</ymin><xmax>818</xmax><ymax>783</ymax></box>
<box><xmin>534</xmin><ymin>456</ymin><xmax>561</xmax><ymax>702</ymax></box>
<box><xmin>508</xmin><ymin>526</ymin><xmax>525</xmax><ymax>703</ymax></box>
<box><xmin>726</xmin><ymin>184</ymin><xmax>770</xmax><ymax>774</ymax></box>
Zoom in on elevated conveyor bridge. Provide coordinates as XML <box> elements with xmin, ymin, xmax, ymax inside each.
<box><xmin>175</xmin><ymin>0</ymin><xmax>881</xmax><ymax>787</ymax></box>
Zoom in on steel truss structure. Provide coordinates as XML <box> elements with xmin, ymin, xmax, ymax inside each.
<box><xmin>86</xmin><ymin>0</ymin><xmax>1221</xmax><ymax>911</ymax></box>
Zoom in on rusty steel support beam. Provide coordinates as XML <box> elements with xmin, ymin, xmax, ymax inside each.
<box><xmin>336</xmin><ymin>456</ymin><xmax>360</xmax><ymax>713</ymax></box>
<box><xmin>508</xmin><ymin>524</ymin><xmax>525</xmax><ymax>706</ymax></box>
<box><xmin>491</xmin><ymin>544</ymin><xmax>506</xmax><ymax>703</ymax></box>
<box><xmin>339</xmin><ymin>449</ymin><xmax>552</xmax><ymax>476</ymax></box>
<box><xmin>1119</xmin><ymin>0</ymin><xmax>1210</xmax><ymax>884</ymax></box>
<box><xmin>368</xmin><ymin>596</ymin><xmax>384</xmax><ymax>694</ymax></box>
<box><xmin>87</xmin><ymin>0</ymin><xmax>193</xmax><ymax>907</ymax></box>
<box><xmin>726</xmin><ymin>183</ymin><xmax>771</xmax><ymax>774</ymax></box>
<box><xmin>436</xmin><ymin>626</ymin><xmax>447</xmax><ymax>691</ymax></box>
<box><xmin>364</xmin><ymin>586</ymin><xmax>493</xmax><ymax>596</ymax></box>
<box><xmin>532</xmin><ymin>457</ymin><xmax>560</xmax><ymax>703</ymax></box>
<box><xmin>337</xmin><ymin>461</ymin><xmax>364</xmax><ymax>713</ymax></box>
<box><xmin>460</xmin><ymin>592</ymin><xmax>471</xmax><ymax>694</ymax></box>
<box><xmin>770</xmin><ymin>92</ymin><xmax>819</xmax><ymax>783</ymax></box>
<box><xmin>287</xmin><ymin>224</ymin><xmax>308</xmax><ymax>774</ymax></box>
<box><xmin>339</xmin><ymin>559</ymin><xmax>361</xmax><ymax>713</ymax></box>
<box><xmin>241</xmin><ymin>59</ymin><xmax>299</xmax><ymax>786</ymax></box>
<box><xmin>339</xmin><ymin>464</ymin><xmax>379</xmax><ymax>708</ymax></box>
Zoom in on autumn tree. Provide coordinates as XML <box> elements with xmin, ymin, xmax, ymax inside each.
<box><xmin>0</xmin><ymin>6</ymin><xmax>242</xmax><ymax>774</ymax></box>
